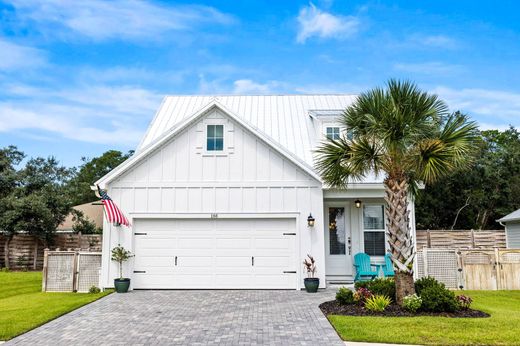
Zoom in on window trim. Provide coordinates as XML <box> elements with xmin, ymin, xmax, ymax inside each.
<box><xmin>361</xmin><ymin>203</ymin><xmax>387</xmax><ymax>257</ymax></box>
<box><xmin>202</xmin><ymin>121</ymin><xmax>228</xmax><ymax>156</ymax></box>
<box><xmin>206</xmin><ymin>124</ymin><xmax>224</xmax><ymax>152</ymax></box>
<box><xmin>326</xmin><ymin>126</ymin><xmax>341</xmax><ymax>140</ymax></box>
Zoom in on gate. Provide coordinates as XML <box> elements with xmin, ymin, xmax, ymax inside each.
<box><xmin>42</xmin><ymin>250</ymin><xmax>102</xmax><ymax>292</ymax></box>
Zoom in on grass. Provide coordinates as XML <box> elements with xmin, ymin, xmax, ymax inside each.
<box><xmin>0</xmin><ymin>271</ymin><xmax>112</xmax><ymax>341</ymax></box>
<box><xmin>328</xmin><ymin>290</ymin><xmax>520</xmax><ymax>345</ymax></box>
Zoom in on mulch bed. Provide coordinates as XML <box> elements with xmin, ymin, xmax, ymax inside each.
<box><xmin>320</xmin><ymin>300</ymin><xmax>490</xmax><ymax>318</ymax></box>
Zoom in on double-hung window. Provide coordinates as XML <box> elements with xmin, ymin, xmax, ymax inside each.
<box><xmin>326</xmin><ymin>126</ymin><xmax>340</xmax><ymax>140</ymax></box>
<box><xmin>207</xmin><ymin>124</ymin><xmax>224</xmax><ymax>151</ymax></box>
<box><xmin>363</xmin><ymin>204</ymin><xmax>386</xmax><ymax>256</ymax></box>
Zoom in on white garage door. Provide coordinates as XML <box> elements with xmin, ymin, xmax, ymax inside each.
<box><xmin>132</xmin><ymin>218</ymin><xmax>298</xmax><ymax>289</ymax></box>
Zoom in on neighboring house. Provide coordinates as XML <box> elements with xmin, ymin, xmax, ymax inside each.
<box><xmin>57</xmin><ymin>202</ymin><xmax>104</xmax><ymax>232</ymax></box>
<box><xmin>96</xmin><ymin>95</ymin><xmax>417</xmax><ymax>290</ymax></box>
<box><xmin>498</xmin><ymin>209</ymin><xmax>520</xmax><ymax>249</ymax></box>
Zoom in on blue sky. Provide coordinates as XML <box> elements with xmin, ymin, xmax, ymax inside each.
<box><xmin>1</xmin><ymin>0</ymin><xmax>519</xmax><ymax>167</ymax></box>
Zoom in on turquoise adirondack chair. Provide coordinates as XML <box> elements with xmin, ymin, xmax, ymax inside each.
<box><xmin>353</xmin><ymin>253</ymin><xmax>380</xmax><ymax>282</ymax></box>
<box><xmin>381</xmin><ymin>253</ymin><xmax>395</xmax><ymax>277</ymax></box>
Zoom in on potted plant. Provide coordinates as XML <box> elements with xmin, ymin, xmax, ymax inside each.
<box><xmin>303</xmin><ymin>254</ymin><xmax>319</xmax><ymax>293</ymax></box>
<box><xmin>111</xmin><ymin>245</ymin><xmax>133</xmax><ymax>293</ymax></box>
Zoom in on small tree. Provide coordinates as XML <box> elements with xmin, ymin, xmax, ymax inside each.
<box><xmin>111</xmin><ymin>245</ymin><xmax>133</xmax><ymax>279</ymax></box>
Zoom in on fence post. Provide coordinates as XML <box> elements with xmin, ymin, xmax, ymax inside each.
<box><xmin>422</xmin><ymin>248</ymin><xmax>429</xmax><ymax>277</ymax></box>
<box><xmin>494</xmin><ymin>248</ymin><xmax>501</xmax><ymax>290</ymax></box>
<box><xmin>72</xmin><ymin>251</ymin><xmax>79</xmax><ymax>292</ymax></box>
<box><xmin>42</xmin><ymin>249</ymin><xmax>49</xmax><ymax>292</ymax></box>
<box><xmin>427</xmin><ymin>230</ymin><xmax>431</xmax><ymax>248</ymax></box>
<box><xmin>32</xmin><ymin>238</ymin><xmax>38</xmax><ymax>270</ymax></box>
<box><xmin>471</xmin><ymin>229</ymin><xmax>476</xmax><ymax>248</ymax></box>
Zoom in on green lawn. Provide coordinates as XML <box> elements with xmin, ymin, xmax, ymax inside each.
<box><xmin>0</xmin><ymin>271</ymin><xmax>111</xmax><ymax>341</ymax></box>
<box><xmin>329</xmin><ymin>290</ymin><xmax>520</xmax><ymax>346</ymax></box>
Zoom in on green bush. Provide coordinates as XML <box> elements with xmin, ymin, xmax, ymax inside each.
<box><xmin>402</xmin><ymin>294</ymin><xmax>422</xmax><ymax>313</ymax></box>
<box><xmin>0</xmin><ymin>267</ymin><xmax>10</xmax><ymax>273</ymax></box>
<box><xmin>336</xmin><ymin>287</ymin><xmax>355</xmax><ymax>305</ymax></box>
<box><xmin>89</xmin><ymin>285</ymin><xmax>101</xmax><ymax>294</ymax></box>
<box><xmin>354</xmin><ymin>278</ymin><xmax>396</xmax><ymax>302</ymax></box>
<box><xmin>354</xmin><ymin>281</ymin><xmax>369</xmax><ymax>290</ymax></box>
<box><xmin>420</xmin><ymin>285</ymin><xmax>458</xmax><ymax>312</ymax></box>
<box><xmin>364</xmin><ymin>294</ymin><xmax>391</xmax><ymax>312</ymax></box>
<box><xmin>415</xmin><ymin>276</ymin><xmax>441</xmax><ymax>295</ymax></box>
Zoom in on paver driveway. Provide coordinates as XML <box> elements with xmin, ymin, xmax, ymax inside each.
<box><xmin>7</xmin><ymin>289</ymin><xmax>343</xmax><ymax>346</ymax></box>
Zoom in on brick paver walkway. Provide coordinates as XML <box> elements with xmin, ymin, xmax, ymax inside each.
<box><xmin>7</xmin><ymin>289</ymin><xmax>343</xmax><ymax>346</ymax></box>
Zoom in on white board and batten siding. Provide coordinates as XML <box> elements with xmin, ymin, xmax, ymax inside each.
<box><xmin>100</xmin><ymin>108</ymin><xmax>325</xmax><ymax>289</ymax></box>
<box><xmin>506</xmin><ymin>223</ymin><xmax>520</xmax><ymax>249</ymax></box>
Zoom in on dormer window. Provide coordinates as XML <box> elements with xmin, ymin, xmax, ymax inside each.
<box><xmin>207</xmin><ymin>124</ymin><xmax>224</xmax><ymax>151</ymax></box>
<box><xmin>326</xmin><ymin>126</ymin><xmax>340</xmax><ymax>140</ymax></box>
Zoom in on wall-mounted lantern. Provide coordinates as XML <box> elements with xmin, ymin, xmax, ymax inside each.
<box><xmin>354</xmin><ymin>199</ymin><xmax>362</xmax><ymax>208</ymax></box>
<box><xmin>307</xmin><ymin>213</ymin><xmax>315</xmax><ymax>228</ymax></box>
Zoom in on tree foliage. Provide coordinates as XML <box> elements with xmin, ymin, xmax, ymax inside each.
<box><xmin>416</xmin><ymin>127</ymin><xmax>520</xmax><ymax>229</ymax></box>
<box><xmin>67</xmin><ymin>150</ymin><xmax>132</xmax><ymax>205</ymax></box>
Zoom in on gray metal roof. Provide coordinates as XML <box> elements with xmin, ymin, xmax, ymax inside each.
<box><xmin>497</xmin><ymin>208</ymin><xmax>520</xmax><ymax>223</ymax></box>
<box><xmin>139</xmin><ymin>95</ymin><xmax>355</xmax><ymax>164</ymax></box>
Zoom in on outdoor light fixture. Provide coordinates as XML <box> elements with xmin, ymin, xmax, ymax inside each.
<box><xmin>354</xmin><ymin>199</ymin><xmax>362</xmax><ymax>208</ymax></box>
<box><xmin>307</xmin><ymin>213</ymin><xmax>315</xmax><ymax>227</ymax></box>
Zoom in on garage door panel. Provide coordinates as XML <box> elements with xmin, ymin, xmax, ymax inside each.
<box><xmin>216</xmin><ymin>256</ymin><xmax>252</xmax><ymax>267</ymax></box>
<box><xmin>135</xmin><ymin>238</ymin><xmax>177</xmax><ymax>249</ymax></box>
<box><xmin>178</xmin><ymin>237</ymin><xmax>213</xmax><ymax>249</ymax></box>
<box><xmin>132</xmin><ymin>218</ymin><xmax>297</xmax><ymax>289</ymax></box>
<box><xmin>135</xmin><ymin>256</ymin><xmax>175</xmax><ymax>267</ymax></box>
<box><xmin>216</xmin><ymin>238</ymin><xmax>251</xmax><ymax>249</ymax></box>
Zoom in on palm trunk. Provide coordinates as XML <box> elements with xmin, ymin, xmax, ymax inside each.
<box><xmin>384</xmin><ymin>177</ymin><xmax>415</xmax><ymax>305</ymax></box>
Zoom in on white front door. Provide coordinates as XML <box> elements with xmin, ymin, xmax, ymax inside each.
<box><xmin>132</xmin><ymin>218</ymin><xmax>298</xmax><ymax>289</ymax></box>
<box><xmin>325</xmin><ymin>204</ymin><xmax>353</xmax><ymax>277</ymax></box>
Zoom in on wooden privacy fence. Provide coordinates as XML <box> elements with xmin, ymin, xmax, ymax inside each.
<box><xmin>416</xmin><ymin>230</ymin><xmax>506</xmax><ymax>249</ymax></box>
<box><xmin>42</xmin><ymin>250</ymin><xmax>102</xmax><ymax>292</ymax></box>
<box><xmin>416</xmin><ymin>248</ymin><xmax>520</xmax><ymax>290</ymax></box>
<box><xmin>0</xmin><ymin>233</ymin><xmax>102</xmax><ymax>270</ymax></box>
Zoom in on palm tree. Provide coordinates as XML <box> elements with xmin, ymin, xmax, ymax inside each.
<box><xmin>316</xmin><ymin>80</ymin><xmax>478</xmax><ymax>304</ymax></box>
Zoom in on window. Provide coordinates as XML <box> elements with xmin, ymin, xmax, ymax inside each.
<box><xmin>329</xmin><ymin>207</ymin><xmax>346</xmax><ymax>255</ymax></box>
<box><xmin>207</xmin><ymin>125</ymin><xmax>224</xmax><ymax>151</ymax></box>
<box><xmin>363</xmin><ymin>205</ymin><xmax>386</xmax><ymax>256</ymax></box>
<box><xmin>326</xmin><ymin>127</ymin><xmax>340</xmax><ymax>140</ymax></box>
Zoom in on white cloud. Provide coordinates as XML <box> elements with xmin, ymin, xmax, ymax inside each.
<box><xmin>0</xmin><ymin>83</ymin><xmax>162</xmax><ymax>146</ymax></box>
<box><xmin>296</xmin><ymin>3</ymin><xmax>360</xmax><ymax>43</ymax></box>
<box><xmin>433</xmin><ymin>86</ymin><xmax>520</xmax><ymax>128</ymax></box>
<box><xmin>7</xmin><ymin>0</ymin><xmax>234</xmax><ymax>41</ymax></box>
<box><xmin>421</xmin><ymin>35</ymin><xmax>458</xmax><ymax>48</ymax></box>
<box><xmin>394</xmin><ymin>62</ymin><xmax>463</xmax><ymax>75</ymax></box>
<box><xmin>233</xmin><ymin>79</ymin><xmax>280</xmax><ymax>94</ymax></box>
<box><xmin>0</xmin><ymin>38</ymin><xmax>46</xmax><ymax>70</ymax></box>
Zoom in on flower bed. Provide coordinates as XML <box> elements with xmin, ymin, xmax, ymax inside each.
<box><xmin>320</xmin><ymin>300</ymin><xmax>489</xmax><ymax>318</ymax></box>
<box><xmin>322</xmin><ymin>276</ymin><xmax>489</xmax><ymax>318</ymax></box>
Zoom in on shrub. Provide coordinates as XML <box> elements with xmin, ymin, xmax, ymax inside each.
<box><xmin>402</xmin><ymin>294</ymin><xmax>422</xmax><ymax>313</ymax></box>
<box><xmin>457</xmin><ymin>294</ymin><xmax>473</xmax><ymax>310</ymax></box>
<box><xmin>415</xmin><ymin>276</ymin><xmax>442</xmax><ymax>295</ymax></box>
<box><xmin>364</xmin><ymin>295</ymin><xmax>391</xmax><ymax>312</ymax></box>
<box><xmin>354</xmin><ymin>281</ymin><xmax>369</xmax><ymax>290</ymax></box>
<box><xmin>420</xmin><ymin>285</ymin><xmax>458</xmax><ymax>312</ymax></box>
<box><xmin>354</xmin><ymin>287</ymin><xmax>373</xmax><ymax>303</ymax></box>
<box><xmin>89</xmin><ymin>286</ymin><xmax>101</xmax><ymax>294</ymax></box>
<box><xmin>0</xmin><ymin>267</ymin><xmax>10</xmax><ymax>273</ymax></box>
<box><xmin>367</xmin><ymin>278</ymin><xmax>396</xmax><ymax>302</ymax></box>
<box><xmin>336</xmin><ymin>287</ymin><xmax>355</xmax><ymax>305</ymax></box>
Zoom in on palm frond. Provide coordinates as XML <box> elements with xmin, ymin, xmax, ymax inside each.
<box><xmin>315</xmin><ymin>137</ymin><xmax>371</xmax><ymax>187</ymax></box>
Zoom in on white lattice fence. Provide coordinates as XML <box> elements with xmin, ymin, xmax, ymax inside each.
<box><xmin>416</xmin><ymin>248</ymin><xmax>461</xmax><ymax>289</ymax></box>
<box><xmin>42</xmin><ymin>250</ymin><xmax>101</xmax><ymax>292</ymax></box>
<box><xmin>417</xmin><ymin>248</ymin><xmax>520</xmax><ymax>290</ymax></box>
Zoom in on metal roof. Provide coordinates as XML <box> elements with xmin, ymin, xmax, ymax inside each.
<box><xmin>497</xmin><ymin>209</ymin><xmax>520</xmax><ymax>223</ymax></box>
<box><xmin>139</xmin><ymin>95</ymin><xmax>356</xmax><ymax>165</ymax></box>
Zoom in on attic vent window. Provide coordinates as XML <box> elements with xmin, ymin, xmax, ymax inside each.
<box><xmin>326</xmin><ymin>127</ymin><xmax>340</xmax><ymax>140</ymax></box>
<box><xmin>207</xmin><ymin>124</ymin><xmax>224</xmax><ymax>151</ymax></box>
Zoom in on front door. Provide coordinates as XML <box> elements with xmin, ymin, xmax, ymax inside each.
<box><xmin>325</xmin><ymin>204</ymin><xmax>353</xmax><ymax>277</ymax></box>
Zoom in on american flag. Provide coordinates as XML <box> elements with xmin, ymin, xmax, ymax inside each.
<box><xmin>98</xmin><ymin>186</ymin><xmax>130</xmax><ymax>227</ymax></box>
